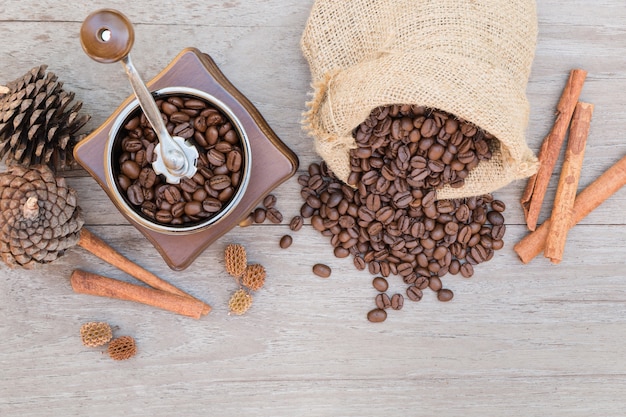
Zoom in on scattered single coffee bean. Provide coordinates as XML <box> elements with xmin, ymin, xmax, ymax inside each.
<box><xmin>390</xmin><ymin>294</ymin><xmax>404</xmax><ymax>310</ymax></box>
<box><xmin>254</xmin><ymin>207</ymin><xmax>266</xmax><ymax>223</ymax></box>
<box><xmin>289</xmin><ymin>216</ymin><xmax>304</xmax><ymax>231</ymax></box>
<box><xmin>263</xmin><ymin>194</ymin><xmax>277</xmax><ymax>209</ymax></box>
<box><xmin>367</xmin><ymin>308</ymin><xmax>387</xmax><ymax>323</ymax></box>
<box><xmin>312</xmin><ymin>263</ymin><xmax>332</xmax><ymax>278</ymax></box>
<box><xmin>279</xmin><ymin>235</ymin><xmax>293</xmax><ymax>249</ymax></box>
<box><xmin>372</xmin><ymin>277</ymin><xmax>389</xmax><ymax>292</ymax></box>
<box><xmin>266</xmin><ymin>207</ymin><xmax>283</xmax><ymax>224</ymax></box>
<box><xmin>437</xmin><ymin>288</ymin><xmax>454</xmax><ymax>302</ymax></box>
<box><xmin>375</xmin><ymin>293</ymin><xmax>392</xmax><ymax>309</ymax></box>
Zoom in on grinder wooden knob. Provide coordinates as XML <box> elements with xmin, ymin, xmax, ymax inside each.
<box><xmin>80</xmin><ymin>9</ymin><xmax>134</xmax><ymax>64</ymax></box>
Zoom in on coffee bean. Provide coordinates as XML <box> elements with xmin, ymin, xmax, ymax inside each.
<box><xmin>118</xmin><ymin>174</ymin><xmax>131</xmax><ymax>191</ymax></box>
<box><xmin>226</xmin><ymin>149</ymin><xmax>242</xmax><ymax>172</ymax></box>
<box><xmin>279</xmin><ymin>235</ymin><xmax>293</xmax><ymax>249</ymax></box>
<box><xmin>140</xmin><ymin>201</ymin><xmax>157</xmax><ymax>218</ymax></box>
<box><xmin>266</xmin><ymin>207</ymin><xmax>283</xmax><ymax>224</ymax></box>
<box><xmin>202</xmin><ymin>198</ymin><xmax>222</xmax><ymax>213</ymax></box>
<box><xmin>263</xmin><ymin>194</ymin><xmax>277</xmax><ymax>209</ymax></box>
<box><xmin>375</xmin><ymin>293</ymin><xmax>392</xmax><ymax>309</ymax></box>
<box><xmin>121</xmin><ymin>160</ymin><xmax>141</xmax><ymax>180</ymax></box>
<box><xmin>491</xmin><ymin>200</ymin><xmax>506</xmax><ymax>212</ymax></box>
<box><xmin>372</xmin><ymin>276</ymin><xmax>389</xmax><ymax>292</ymax></box>
<box><xmin>127</xmin><ymin>183</ymin><xmax>144</xmax><ymax>205</ymax></box>
<box><xmin>391</xmin><ymin>293</ymin><xmax>404</xmax><ymax>310</ymax></box>
<box><xmin>429</xmin><ymin>276</ymin><xmax>443</xmax><ymax>291</ymax></box>
<box><xmin>460</xmin><ymin>262</ymin><xmax>474</xmax><ymax>278</ymax></box>
<box><xmin>354</xmin><ymin>256</ymin><xmax>366</xmax><ymax>270</ymax></box>
<box><xmin>184</xmin><ymin>201</ymin><xmax>203</xmax><ymax>217</ymax></box>
<box><xmin>179</xmin><ymin>177</ymin><xmax>198</xmax><ymax>193</ymax></box>
<box><xmin>249</xmin><ymin>208</ymin><xmax>266</xmax><ymax>224</ymax></box>
<box><xmin>487</xmin><ymin>210</ymin><xmax>504</xmax><ymax>226</ymax></box>
<box><xmin>437</xmin><ymin>288</ymin><xmax>454</xmax><ymax>302</ymax></box>
<box><xmin>289</xmin><ymin>216</ymin><xmax>304</xmax><ymax>231</ymax></box>
<box><xmin>406</xmin><ymin>285</ymin><xmax>423</xmax><ymax>301</ymax></box>
<box><xmin>161</xmin><ymin>101</ymin><xmax>178</xmax><ymax>115</ymax></box>
<box><xmin>155</xmin><ymin>209</ymin><xmax>173</xmax><ymax>224</ymax></box>
<box><xmin>367</xmin><ymin>308</ymin><xmax>387</xmax><ymax>323</ymax></box>
<box><xmin>312</xmin><ymin>263</ymin><xmax>332</xmax><ymax>278</ymax></box>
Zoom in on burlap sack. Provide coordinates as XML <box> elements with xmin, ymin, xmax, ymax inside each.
<box><xmin>301</xmin><ymin>0</ymin><xmax>539</xmax><ymax>199</ymax></box>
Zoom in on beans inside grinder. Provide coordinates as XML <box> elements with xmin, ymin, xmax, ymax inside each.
<box><xmin>114</xmin><ymin>94</ymin><xmax>245</xmax><ymax>227</ymax></box>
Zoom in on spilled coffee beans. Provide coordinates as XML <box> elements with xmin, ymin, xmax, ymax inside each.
<box><xmin>299</xmin><ymin>105</ymin><xmax>507</xmax><ymax>321</ymax></box>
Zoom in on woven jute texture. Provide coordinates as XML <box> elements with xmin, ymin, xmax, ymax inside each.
<box><xmin>301</xmin><ymin>0</ymin><xmax>539</xmax><ymax>199</ymax></box>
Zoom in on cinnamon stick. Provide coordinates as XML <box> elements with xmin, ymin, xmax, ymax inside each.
<box><xmin>521</xmin><ymin>69</ymin><xmax>587</xmax><ymax>231</ymax></box>
<box><xmin>70</xmin><ymin>269</ymin><xmax>206</xmax><ymax>319</ymax></box>
<box><xmin>77</xmin><ymin>228</ymin><xmax>211</xmax><ymax>315</ymax></box>
<box><xmin>544</xmin><ymin>102</ymin><xmax>593</xmax><ymax>263</ymax></box>
<box><xmin>514</xmin><ymin>153</ymin><xmax>626</xmax><ymax>263</ymax></box>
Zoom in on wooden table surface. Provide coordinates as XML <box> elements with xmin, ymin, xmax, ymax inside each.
<box><xmin>2</xmin><ymin>1</ymin><xmax>626</xmax><ymax>416</ymax></box>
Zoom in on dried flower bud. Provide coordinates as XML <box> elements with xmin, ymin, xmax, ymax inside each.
<box><xmin>80</xmin><ymin>322</ymin><xmax>113</xmax><ymax>347</ymax></box>
<box><xmin>107</xmin><ymin>336</ymin><xmax>137</xmax><ymax>361</ymax></box>
<box><xmin>224</xmin><ymin>244</ymin><xmax>247</xmax><ymax>278</ymax></box>
<box><xmin>228</xmin><ymin>288</ymin><xmax>253</xmax><ymax>315</ymax></box>
<box><xmin>241</xmin><ymin>264</ymin><xmax>266</xmax><ymax>291</ymax></box>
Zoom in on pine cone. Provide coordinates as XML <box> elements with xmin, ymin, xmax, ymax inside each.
<box><xmin>242</xmin><ymin>264</ymin><xmax>266</xmax><ymax>291</ymax></box>
<box><xmin>224</xmin><ymin>243</ymin><xmax>247</xmax><ymax>278</ymax></box>
<box><xmin>228</xmin><ymin>288</ymin><xmax>253</xmax><ymax>315</ymax></box>
<box><xmin>0</xmin><ymin>164</ymin><xmax>84</xmax><ymax>269</ymax></box>
<box><xmin>0</xmin><ymin>65</ymin><xmax>91</xmax><ymax>170</ymax></box>
<box><xmin>80</xmin><ymin>322</ymin><xmax>113</xmax><ymax>347</ymax></box>
<box><xmin>107</xmin><ymin>336</ymin><xmax>137</xmax><ymax>360</ymax></box>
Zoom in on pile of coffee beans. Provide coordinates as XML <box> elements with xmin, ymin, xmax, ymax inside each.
<box><xmin>298</xmin><ymin>105</ymin><xmax>507</xmax><ymax>322</ymax></box>
<box><xmin>114</xmin><ymin>95</ymin><xmax>245</xmax><ymax>227</ymax></box>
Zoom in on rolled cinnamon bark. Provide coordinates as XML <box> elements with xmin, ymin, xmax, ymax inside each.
<box><xmin>544</xmin><ymin>102</ymin><xmax>593</xmax><ymax>263</ymax></box>
<box><xmin>515</xmin><ymin>154</ymin><xmax>626</xmax><ymax>263</ymax></box>
<box><xmin>77</xmin><ymin>228</ymin><xmax>211</xmax><ymax>315</ymax></box>
<box><xmin>521</xmin><ymin>69</ymin><xmax>587</xmax><ymax>231</ymax></box>
<box><xmin>70</xmin><ymin>269</ymin><xmax>206</xmax><ymax>319</ymax></box>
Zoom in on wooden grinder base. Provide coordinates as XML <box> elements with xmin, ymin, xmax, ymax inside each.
<box><xmin>74</xmin><ymin>48</ymin><xmax>299</xmax><ymax>270</ymax></box>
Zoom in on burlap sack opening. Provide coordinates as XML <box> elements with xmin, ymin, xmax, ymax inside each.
<box><xmin>301</xmin><ymin>0</ymin><xmax>539</xmax><ymax>199</ymax></box>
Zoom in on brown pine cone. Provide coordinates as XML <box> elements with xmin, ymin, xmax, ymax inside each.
<box><xmin>108</xmin><ymin>336</ymin><xmax>137</xmax><ymax>361</ymax></box>
<box><xmin>80</xmin><ymin>322</ymin><xmax>113</xmax><ymax>347</ymax></box>
<box><xmin>241</xmin><ymin>264</ymin><xmax>266</xmax><ymax>291</ymax></box>
<box><xmin>224</xmin><ymin>243</ymin><xmax>247</xmax><ymax>278</ymax></box>
<box><xmin>228</xmin><ymin>288</ymin><xmax>253</xmax><ymax>315</ymax></box>
<box><xmin>0</xmin><ymin>65</ymin><xmax>90</xmax><ymax>170</ymax></box>
<box><xmin>0</xmin><ymin>164</ymin><xmax>84</xmax><ymax>269</ymax></box>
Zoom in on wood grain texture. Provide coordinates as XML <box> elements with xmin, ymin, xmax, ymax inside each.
<box><xmin>2</xmin><ymin>1</ymin><xmax>626</xmax><ymax>416</ymax></box>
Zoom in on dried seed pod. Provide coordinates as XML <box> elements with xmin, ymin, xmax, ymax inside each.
<box><xmin>241</xmin><ymin>264</ymin><xmax>266</xmax><ymax>291</ymax></box>
<box><xmin>228</xmin><ymin>288</ymin><xmax>253</xmax><ymax>315</ymax></box>
<box><xmin>0</xmin><ymin>164</ymin><xmax>84</xmax><ymax>269</ymax></box>
<box><xmin>224</xmin><ymin>243</ymin><xmax>247</xmax><ymax>278</ymax></box>
<box><xmin>107</xmin><ymin>336</ymin><xmax>137</xmax><ymax>361</ymax></box>
<box><xmin>80</xmin><ymin>322</ymin><xmax>112</xmax><ymax>347</ymax></box>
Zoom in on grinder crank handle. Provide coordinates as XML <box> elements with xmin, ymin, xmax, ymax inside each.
<box><xmin>79</xmin><ymin>9</ymin><xmax>197</xmax><ymax>181</ymax></box>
